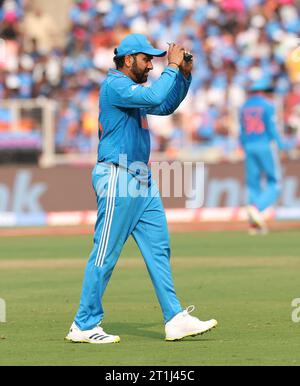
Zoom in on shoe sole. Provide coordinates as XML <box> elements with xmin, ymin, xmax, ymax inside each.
<box><xmin>165</xmin><ymin>320</ymin><xmax>218</xmax><ymax>341</ymax></box>
<box><xmin>65</xmin><ymin>336</ymin><xmax>121</xmax><ymax>344</ymax></box>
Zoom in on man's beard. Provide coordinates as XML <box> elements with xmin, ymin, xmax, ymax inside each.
<box><xmin>132</xmin><ymin>60</ymin><xmax>149</xmax><ymax>84</ymax></box>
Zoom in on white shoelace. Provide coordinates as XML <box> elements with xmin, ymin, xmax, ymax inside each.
<box><xmin>183</xmin><ymin>305</ymin><xmax>195</xmax><ymax>316</ymax></box>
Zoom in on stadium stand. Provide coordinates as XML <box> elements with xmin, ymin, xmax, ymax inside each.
<box><xmin>0</xmin><ymin>0</ymin><xmax>300</xmax><ymax>162</ymax></box>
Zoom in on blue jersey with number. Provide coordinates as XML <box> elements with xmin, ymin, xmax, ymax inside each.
<box><xmin>239</xmin><ymin>95</ymin><xmax>284</xmax><ymax>150</ymax></box>
<box><xmin>97</xmin><ymin>68</ymin><xmax>191</xmax><ymax>169</ymax></box>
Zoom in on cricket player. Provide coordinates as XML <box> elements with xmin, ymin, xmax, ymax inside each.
<box><xmin>65</xmin><ymin>34</ymin><xmax>217</xmax><ymax>344</ymax></box>
<box><xmin>240</xmin><ymin>76</ymin><xmax>286</xmax><ymax>234</ymax></box>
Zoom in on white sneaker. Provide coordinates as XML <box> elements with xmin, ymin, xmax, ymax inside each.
<box><xmin>246</xmin><ymin>205</ymin><xmax>268</xmax><ymax>232</ymax></box>
<box><xmin>165</xmin><ymin>306</ymin><xmax>218</xmax><ymax>341</ymax></box>
<box><xmin>247</xmin><ymin>205</ymin><xmax>268</xmax><ymax>236</ymax></box>
<box><xmin>65</xmin><ymin>322</ymin><xmax>120</xmax><ymax>344</ymax></box>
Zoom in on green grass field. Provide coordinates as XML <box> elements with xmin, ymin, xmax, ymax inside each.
<box><xmin>0</xmin><ymin>230</ymin><xmax>299</xmax><ymax>366</ymax></box>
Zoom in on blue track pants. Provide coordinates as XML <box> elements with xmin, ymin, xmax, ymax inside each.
<box><xmin>244</xmin><ymin>144</ymin><xmax>281</xmax><ymax>211</ymax></box>
<box><xmin>74</xmin><ymin>163</ymin><xmax>182</xmax><ymax>330</ymax></box>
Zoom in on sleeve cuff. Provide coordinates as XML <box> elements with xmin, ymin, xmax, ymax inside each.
<box><xmin>165</xmin><ymin>66</ymin><xmax>179</xmax><ymax>74</ymax></box>
<box><xmin>179</xmin><ymin>71</ymin><xmax>192</xmax><ymax>83</ymax></box>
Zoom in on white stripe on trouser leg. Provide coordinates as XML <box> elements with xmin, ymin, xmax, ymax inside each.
<box><xmin>95</xmin><ymin>165</ymin><xmax>117</xmax><ymax>267</ymax></box>
<box><xmin>95</xmin><ymin>165</ymin><xmax>116</xmax><ymax>267</ymax></box>
<box><xmin>98</xmin><ymin>167</ymin><xmax>119</xmax><ymax>267</ymax></box>
<box><xmin>95</xmin><ymin>165</ymin><xmax>119</xmax><ymax>267</ymax></box>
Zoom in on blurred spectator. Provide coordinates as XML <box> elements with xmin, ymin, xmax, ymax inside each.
<box><xmin>286</xmin><ymin>45</ymin><xmax>300</xmax><ymax>83</ymax></box>
<box><xmin>21</xmin><ymin>6</ymin><xmax>59</xmax><ymax>53</ymax></box>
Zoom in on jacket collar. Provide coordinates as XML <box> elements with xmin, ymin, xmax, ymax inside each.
<box><xmin>108</xmin><ymin>68</ymin><xmax>128</xmax><ymax>78</ymax></box>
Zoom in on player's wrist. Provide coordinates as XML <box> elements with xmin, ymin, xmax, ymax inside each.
<box><xmin>168</xmin><ymin>62</ymin><xmax>180</xmax><ymax>69</ymax></box>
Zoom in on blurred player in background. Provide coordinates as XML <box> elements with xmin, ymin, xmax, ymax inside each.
<box><xmin>65</xmin><ymin>34</ymin><xmax>217</xmax><ymax>344</ymax></box>
<box><xmin>239</xmin><ymin>75</ymin><xmax>289</xmax><ymax>235</ymax></box>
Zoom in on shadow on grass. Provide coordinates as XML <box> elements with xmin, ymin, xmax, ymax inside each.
<box><xmin>105</xmin><ymin>321</ymin><xmax>218</xmax><ymax>342</ymax></box>
<box><xmin>105</xmin><ymin>321</ymin><xmax>162</xmax><ymax>340</ymax></box>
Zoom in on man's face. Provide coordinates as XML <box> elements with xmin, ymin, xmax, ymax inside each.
<box><xmin>130</xmin><ymin>53</ymin><xmax>153</xmax><ymax>83</ymax></box>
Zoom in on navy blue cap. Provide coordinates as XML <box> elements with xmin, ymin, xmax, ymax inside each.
<box><xmin>115</xmin><ymin>34</ymin><xmax>166</xmax><ymax>58</ymax></box>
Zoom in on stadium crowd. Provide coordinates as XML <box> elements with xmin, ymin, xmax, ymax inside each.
<box><xmin>0</xmin><ymin>0</ymin><xmax>300</xmax><ymax>159</ymax></box>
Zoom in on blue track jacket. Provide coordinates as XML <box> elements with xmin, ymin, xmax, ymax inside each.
<box><xmin>97</xmin><ymin>67</ymin><xmax>191</xmax><ymax>170</ymax></box>
<box><xmin>239</xmin><ymin>95</ymin><xmax>285</xmax><ymax>150</ymax></box>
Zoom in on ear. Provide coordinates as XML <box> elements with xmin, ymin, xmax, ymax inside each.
<box><xmin>124</xmin><ymin>55</ymin><xmax>133</xmax><ymax>68</ymax></box>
